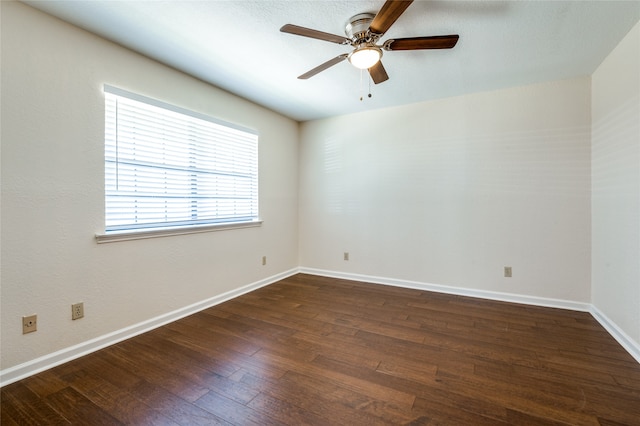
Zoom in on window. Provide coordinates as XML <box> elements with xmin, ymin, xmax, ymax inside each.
<box><xmin>102</xmin><ymin>85</ymin><xmax>259</xmax><ymax>239</ymax></box>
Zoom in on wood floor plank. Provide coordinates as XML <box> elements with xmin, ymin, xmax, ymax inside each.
<box><xmin>106</xmin><ymin>343</ymin><xmax>211</xmax><ymax>403</ymax></box>
<box><xmin>132</xmin><ymin>380</ymin><xmax>232</xmax><ymax>426</ymax></box>
<box><xmin>412</xmin><ymin>394</ymin><xmax>509</xmax><ymax>425</ymax></box>
<box><xmin>44</xmin><ymin>386</ymin><xmax>123</xmax><ymax>425</ymax></box>
<box><xmin>162</xmin><ymin>320</ymin><xmax>289</xmax><ymax>381</ymax></box>
<box><xmin>246</xmin><ymin>392</ymin><xmax>331</xmax><ymax>426</ymax></box>
<box><xmin>64</xmin><ymin>372</ymin><xmax>179</xmax><ymax>425</ymax></box>
<box><xmin>193</xmin><ymin>390</ymin><xmax>279</xmax><ymax>425</ymax></box>
<box><xmin>0</xmin><ymin>381</ymin><xmax>70</xmax><ymax>425</ymax></box>
<box><xmin>431</xmin><ymin>366</ymin><xmax>604</xmax><ymax>425</ymax></box>
<box><xmin>3</xmin><ymin>273</ymin><xmax>640</xmax><ymax>425</ymax></box>
<box><xmin>505</xmin><ymin>408</ymin><xmax>573</xmax><ymax>425</ymax></box>
<box><xmin>260</xmin><ymin>370</ymin><xmax>394</xmax><ymax>425</ymax></box>
<box><xmin>19</xmin><ymin>369</ymin><xmax>72</xmax><ymax>399</ymax></box>
<box><xmin>292</xmin><ymin>327</ymin><xmax>475</xmax><ymax>378</ymax></box>
<box><xmin>251</xmin><ymin>347</ymin><xmax>416</xmax><ymax>409</ymax></box>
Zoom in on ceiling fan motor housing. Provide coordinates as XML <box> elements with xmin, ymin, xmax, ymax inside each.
<box><xmin>345</xmin><ymin>13</ymin><xmax>376</xmax><ymax>44</ymax></box>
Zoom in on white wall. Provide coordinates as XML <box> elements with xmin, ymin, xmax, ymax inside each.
<box><xmin>299</xmin><ymin>78</ymin><xmax>591</xmax><ymax>303</ymax></box>
<box><xmin>1</xmin><ymin>2</ymin><xmax>299</xmax><ymax>372</ymax></box>
<box><xmin>592</xmin><ymin>22</ymin><xmax>640</xmax><ymax>349</ymax></box>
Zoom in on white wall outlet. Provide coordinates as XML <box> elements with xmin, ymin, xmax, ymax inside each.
<box><xmin>504</xmin><ymin>266</ymin><xmax>512</xmax><ymax>278</ymax></box>
<box><xmin>72</xmin><ymin>302</ymin><xmax>84</xmax><ymax>320</ymax></box>
<box><xmin>23</xmin><ymin>314</ymin><xmax>37</xmax><ymax>334</ymax></box>
<box><xmin>344</xmin><ymin>252</ymin><xmax>349</xmax><ymax>261</ymax></box>
<box><xmin>262</xmin><ymin>256</ymin><xmax>267</xmax><ymax>266</ymax></box>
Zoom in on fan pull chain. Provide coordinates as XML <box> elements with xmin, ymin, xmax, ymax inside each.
<box><xmin>359</xmin><ymin>69</ymin><xmax>373</xmax><ymax>101</ymax></box>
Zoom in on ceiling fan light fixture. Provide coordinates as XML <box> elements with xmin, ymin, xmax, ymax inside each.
<box><xmin>348</xmin><ymin>45</ymin><xmax>382</xmax><ymax>69</ymax></box>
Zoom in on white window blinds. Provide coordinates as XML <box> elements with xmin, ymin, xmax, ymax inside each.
<box><xmin>104</xmin><ymin>85</ymin><xmax>259</xmax><ymax>233</ymax></box>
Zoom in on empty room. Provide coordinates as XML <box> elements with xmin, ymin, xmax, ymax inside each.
<box><xmin>2</xmin><ymin>0</ymin><xmax>639</xmax><ymax>424</ymax></box>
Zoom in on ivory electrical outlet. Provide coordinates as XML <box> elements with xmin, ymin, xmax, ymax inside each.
<box><xmin>23</xmin><ymin>314</ymin><xmax>37</xmax><ymax>334</ymax></box>
<box><xmin>72</xmin><ymin>302</ymin><xmax>84</xmax><ymax>320</ymax></box>
<box><xmin>262</xmin><ymin>256</ymin><xmax>267</xmax><ymax>266</ymax></box>
<box><xmin>504</xmin><ymin>266</ymin><xmax>512</xmax><ymax>278</ymax></box>
<box><xmin>344</xmin><ymin>252</ymin><xmax>349</xmax><ymax>261</ymax></box>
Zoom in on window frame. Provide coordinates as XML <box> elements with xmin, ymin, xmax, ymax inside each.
<box><xmin>96</xmin><ymin>85</ymin><xmax>261</xmax><ymax>243</ymax></box>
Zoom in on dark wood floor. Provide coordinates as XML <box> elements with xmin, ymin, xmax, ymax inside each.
<box><xmin>3</xmin><ymin>274</ymin><xmax>640</xmax><ymax>425</ymax></box>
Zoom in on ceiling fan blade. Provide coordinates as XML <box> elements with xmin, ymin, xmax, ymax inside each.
<box><xmin>298</xmin><ymin>54</ymin><xmax>348</xmax><ymax>79</ymax></box>
<box><xmin>369</xmin><ymin>0</ymin><xmax>414</xmax><ymax>36</ymax></box>
<box><xmin>280</xmin><ymin>24</ymin><xmax>350</xmax><ymax>45</ymax></box>
<box><xmin>368</xmin><ymin>61</ymin><xmax>389</xmax><ymax>84</ymax></box>
<box><xmin>384</xmin><ymin>35</ymin><xmax>459</xmax><ymax>51</ymax></box>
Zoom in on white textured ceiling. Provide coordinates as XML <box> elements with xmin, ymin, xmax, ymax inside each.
<box><xmin>23</xmin><ymin>0</ymin><xmax>640</xmax><ymax>122</ymax></box>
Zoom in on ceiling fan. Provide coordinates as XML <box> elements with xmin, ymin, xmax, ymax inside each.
<box><xmin>280</xmin><ymin>0</ymin><xmax>459</xmax><ymax>84</ymax></box>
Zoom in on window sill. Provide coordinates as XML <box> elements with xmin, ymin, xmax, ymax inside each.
<box><xmin>95</xmin><ymin>220</ymin><xmax>263</xmax><ymax>244</ymax></box>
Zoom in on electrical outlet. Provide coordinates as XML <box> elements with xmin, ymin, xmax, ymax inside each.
<box><xmin>23</xmin><ymin>314</ymin><xmax>37</xmax><ymax>334</ymax></box>
<box><xmin>504</xmin><ymin>266</ymin><xmax>512</xmax><ymax>278</ymax></box>
<box><xmin>344</xmin><ymin>252</ymin><xmax>349</xmax><ymax>261</ymax></box>
<box><xmin>262</xmin><ymin>256</ymin><xmax>267</xmax><ymax>266</ymax></box>
<box><xmin>72</xmin><ymin>302</ymin><xmax>84</xmax><ymax>320</ymax></box>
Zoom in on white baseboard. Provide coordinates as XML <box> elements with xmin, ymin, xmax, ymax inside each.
<box><xmin>0</xmin><ymin>268</ymin><xmax>299</xmax><ymax>387</ymax></box>
<box><xmin>590</xmin><ymin>305</ymin><xmax>640</xmax><ymax>364</ymax></box>
<box><xmin>300</xmin><ymin>267</ymin><xmax>640</xmax><ymax>365</ymax></box>
<box><xmin>299</xmin><ymin>267</ymin><xmax>592</xmax><ymax>312</ymax></box>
